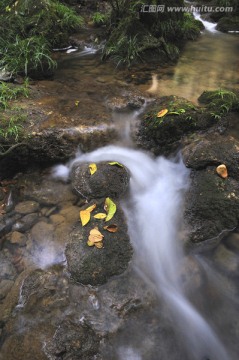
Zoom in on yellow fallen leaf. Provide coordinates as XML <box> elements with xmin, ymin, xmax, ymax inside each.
<box><xmin>157</xmin><ymin>109</ymin><xmax>168</xmax><ymax>118</ymax></box>
<box><xmin>87</xmin><ymin>240</ymin><xmax>94</xmax><ymax>246</ymax></box>
<box><xmin>103</xmin><ymin>224</ymin><xmax>118</xmax><ymax>233</ymax></box>
<box><xmin>104</xmin><ymin>197</ymin><xmax>117</xmax><ymax>222</ymax></box>
<box><xmin>80</xmin><ymin>210</ymin><xmax>91</xmax><ymax>226</ymax></box>
<box><xmin>86</xmin><ymin>204</ymin><xmax>96</xmax><ymax>212</ymax></box>
<box><xmin>108</xmin><ymin>162</ymin><xmax>124</xmax><ymax>168</ymax></box>
<box><xmin>89</xmin><ymin>163</ymin><xmax>97</xmax><ymax>175</ymax></box>
<box><xmin>94</xmin><ymin>213</ymin><xmax>107</xmax><ymax>219</ymax></box>
<box><xmin>216</xmin><ymin>164</ymin><xmax>228</xmax><ymax>179</ymax></box>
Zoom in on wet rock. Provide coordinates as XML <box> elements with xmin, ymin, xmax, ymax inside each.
<box><xmin>59</xmin><ymin>205</ymin><xmax>80</xmax><ymax>223</ymax></box>
<box><xmin>184</xmin><ymin>168</ymin><xmax>239</xmax><ymax>246</ymax></box>
<box><xmin>182</xmin><ymin>135</ymin><xmax>239</xmax><ymax>180</ymax></box>
<box><xmin>31</xmin><ymin>221</ymin><xmax>55</xmax><ymax>246</ymax></box>
<box><xmin>9</xmin><ymin>231</ymin><xmax>27</xmax><ymax>246</ymax></box>
<box><xmin>65</xmin><ymin>204</ymin><xmax>133</xmax><ymax>285</ymax></box>
<box><xmin>216</xmin><ymin>16</ymin><xmax>239</xmax><ymax>33</ymax></box>
<box><xmin>0</xmin><ymin>213</ymin><xmax>21</xmax><ymax>241</ymax></box>
<box><xmin>49</xmin><ymin>214</ymin><xmax>65</xmax><ymax>226</ymax></box>
<box><xmin>136</xmin><ymin>95</ymin><xmax>215</xmax><ymax>155</ymax></box>
<box><xmin>213</xmin><ymin>244</ymin><xmax>239</xmax><ymax>275</ymax></box>
<box><xmin>0</xmin><ymin>323</ymin><xmax>54</xmax><ymax>360</ymax></box>
<box><xmin>0</xmin><ymin>252</ymin><xmax>17</xmax><ymax>280</ymax></box>
<box><xmin>18</xmin><ymin>172</ymin><xmax>77</xmax><ymax>206</ymax></box>
<box><xmin>178</xmin><ymin>255</ymin><xmax>205</xmax><ymax>292</ymax></box>
<box><xmin>106</xmin><ymin>91</ymin><xmax>146</xmax><ymax>112</ymax></box>
<box><xmin>14</xmin><ymin>200</ymin><xmax>40</xmax><ymax>214</ymax></box>
<box><xmin>0</xmin><ymin>279</ymin><xmax>14</xmax><ymax>300</ymax></box>
<box><xmin>45</xmin><ymin>321</ymin><xmax>100</xmax><ymax>360</ymax></box>
<box><xmin>12</xmin><ymin>213</ymin><xmax>38</xmax><ymax>232</ymax></box>
<box><xmin>225</xmin><ymin>232</ymin><xmax>239</xmax><ymax>253</ymax></box>
<box><xmin>71</xmin><ymin>161</ymin><xmax>130</xmax><ymax>200</ymax></box>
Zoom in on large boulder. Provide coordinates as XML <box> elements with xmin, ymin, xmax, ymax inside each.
<box><xmin>183</xmin><ymin>135</ymin><xmax>239</xmax><ymax>249</ymax></box>
<box><xmin>70</xmin><ymin>161</ymin><xmax>130</xmax><ymax>200</ymax></box>
<box><xmin>65</xmin><ymin>201</ymin><xmax>133</xmax><ymax>285</ymax></box>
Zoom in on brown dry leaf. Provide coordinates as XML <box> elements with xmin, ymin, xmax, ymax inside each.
<box><xmin>95</xmin><ymin>242</ymin><xmax>103</xmax><ymax>249</ymax></box>
<box><xmin>103</xmin><ymin>224</ymin><xmax>118</xmax><ymax>233</ymax></box>
<box><xmin>157</xmin><ymin>109</ymin><xmax>168</xmax><ymax>118</ymax></box>
<box><xmin>94</xmin><ymin>213</ymin><xmax>107</xmax><ymax>219</ymax></box>
<box><xmin>89</xmin><ymin>163</ymin><xmax>97</xmax><ymax>175</ymax></box>
<box><xmin>216</xmin><ymin>164</ymin><xmax>228</xmax><ymax>179</ymax></box>
<box><xmin>86</xmin><ymin>204</ymin><xmax>97</xmax><ymax>212</ymax></box>
<box><xmin>80</xmin><ymin>210</ymin><xmax>91</xmax><ymax>226</ymax></box>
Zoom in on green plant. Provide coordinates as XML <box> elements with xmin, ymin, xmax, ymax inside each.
<box><xmin>0</xmin><ymin>35</ymin><xmax>57</xmax><ymax>76</ymax></box>
<box><xmin>0</xmin><ymin>80</ymin><xmax>29</xmax><ymax>109</ymax></box>
<box><xmin>92</xmin><ymin>12</ymin><xmax>107</xmax><ymax>26</ymax></box>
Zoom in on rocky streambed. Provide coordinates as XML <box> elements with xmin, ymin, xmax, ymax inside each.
<box><xmin>0</xmin><ymin>86</ymin><xmax>239</xmax><ymax>358</ymax></box>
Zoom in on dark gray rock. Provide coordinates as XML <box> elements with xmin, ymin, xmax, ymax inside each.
<box><xmin>45</xmin><ymin>321</ymin><xmax>100</xmax><ymax>360</ymax></box>
<box><xmin>182</xmin><ymin>136</ymin><xmax>239</xmax><ymax>180</ymax></box>
<box><xmin>0</xmin><ymin>252</ymin><xmax>17</xmax><ymax>280</ymax></box>
<box><xmin>12</xmin><ymin>213</ymin><xmax>39</xmax><ymax>232</ymax></box>
<box><xmin>71</xmin><ymin>161</ymin><xmax>130</xmax><ymax>200</ymax></box>
<box><xmin>65</xmin><ymin>203</ymin><xmax>133</xmax><ymax>285</ymax></box>
<box><xmin>184</xmin><ymin>168</ymin><xmax>239</xmax><ymax>247</ymax></box>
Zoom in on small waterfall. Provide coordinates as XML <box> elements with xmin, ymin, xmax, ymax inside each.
<box><xmin>193</xmin><ymin>11</ymin><xmax>218</xmax><ymax>33</ymax></box>
<box><xmin>54</xmin><ymin>136</ymin><xmax>230</xmax><ymax>359</ymax></box>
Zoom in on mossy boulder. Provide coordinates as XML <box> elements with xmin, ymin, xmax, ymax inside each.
<box><xmin>183</xmin><ymin>134</ymin><xmax>239</xmax><ymax>249</ymax></box>
<box><xmin>65</xmin><ymin>201</ymin><xmax>133</xmax><ymax>285</ymax></box>
<box><xmin>136</xmin><ymin>95</ymin><xmax>215</xmax><ymax>155</ymax></box>
<box><xmin>216</xmin><ymin>16</ymin><xmax>239</xmax><ymax>32</ymax></box>
<box><xmin>70</xmin><ymin>161</ymin><xmax>130</xmax><ymax>200</ymax></box>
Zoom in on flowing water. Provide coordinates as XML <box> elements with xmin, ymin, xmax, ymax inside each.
<box><xmin>1</xmin><ymin>19</ymin><xmax>239</xmax><ymax>360</ymax></box>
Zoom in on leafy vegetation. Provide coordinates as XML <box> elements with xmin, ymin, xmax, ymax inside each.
<box><xmin>198</xmin><ymin>89</ymin><xmax>239</xmax><ymax>119</ymax></box>
<box><xmin>92</xmin><ymin>12</ymin><xmax>108</xmax><ymax>26</ymax></box>
<box><xmin>103</xmin><ymin>0</ymin><xmax>203</xmax><ymax>67</ymax></box>
<box><xmin>0</xmin><ymin>0</ymin><xmax>84</xmax><ymax>77</ymax></box>
<box><xmin>0</xmin><ymin>81</ymin><xmax>29</xmax><ymax>140</ymax></box>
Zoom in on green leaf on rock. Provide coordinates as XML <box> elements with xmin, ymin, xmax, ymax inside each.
<box><xmin>104</xmin><ymin>197</ymin><xmax>117</xmax><ymax>222</ymax></box>
<box><xmin>108</xmin><ymin>161</ymin><xmax>124</xmax><ymax>168</ymax></box>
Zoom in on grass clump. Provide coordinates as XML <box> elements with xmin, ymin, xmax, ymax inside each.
<box><xmin>198</xmin><ymin>89</ymin><xmax>239</xmax><ymax>119</ymax></box>
<box><xmin>0</xmin><ymin>0</ymin><xmax>84</xmax><ymax>77</ymax></box>
<box><xmin>0</xmin><ymin>80</ymin><xmax>29</xmax><ymax>140</ymax></box>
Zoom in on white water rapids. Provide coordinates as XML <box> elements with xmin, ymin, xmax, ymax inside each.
<box><xmin>54</xmin><ymin>132</ymin><xmax>230</xmax><ymax>359</ymax></box>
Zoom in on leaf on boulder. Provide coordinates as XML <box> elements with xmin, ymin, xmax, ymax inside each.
<box><xmin>216</xmin><ymin>164</ymin><xmax>228</xmax><ymax>179</ymax></box>
<box><xmin>86</xmin><ymin>204</ymin><xmax>96</xmax><ymax>212</ymax></box>
<box><xmin>80</xmin><ymin>210</ymin><xmax>91</xmax><ymax>226</ymax></box>
<box><xmin>108</xmin><ymin>161</ymin><xmax>124</xmax><ymax>168</ymax></box>
<box><xmin>94</xmin><ymin>213</ymin><xmax>107</xmax><ymax>219</ymax></box>
<box><xmin>157</xmin><ymin>109</ymin><xmax>168</xmax><ymax>118</ymax></box>
<box><xmin>103</xmin><ymin>224</ymin><xmax>118</xmax><ymax>233</ymax></box>
<box><xmin>104</xmin><ymin>197</ymin><xmax>117</xmax><ymax>222</ymax></box>
<box><xmin>87</xmin><ymin>227</ymin><xmax>104</xmax><ymax>248</ymax></box>
<box><xmin>89</xmin><ymin>163</ymin><xmax>97</xmax><ymax>175</ymax></box>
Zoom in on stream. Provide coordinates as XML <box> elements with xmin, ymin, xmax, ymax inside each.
<box><xmin>0</xmin><ymin>17</ymin><xmax>239</xmax><ymax>360</ymax></box>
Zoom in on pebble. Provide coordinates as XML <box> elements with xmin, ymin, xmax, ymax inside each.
<box><xmin>213</xmin><ymin>244</ymin><xmax>239</xmax><ymax>275</ymax></box>
<box><xmin>14</xmin><ymin>201</ymin><xmax>40</xmax><ymax>215</ymax></box>
<box><xmin>9</xmin><ymin>231</ymin><xmax>27</xmax><ymax>247</ymax></box>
